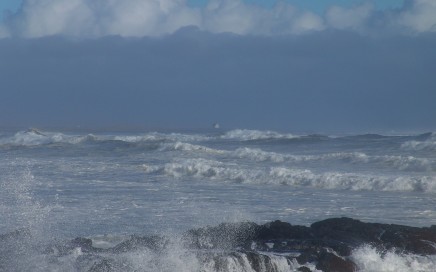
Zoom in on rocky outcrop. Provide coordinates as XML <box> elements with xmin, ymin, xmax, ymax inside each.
<box><xmin>184</xmin><ymin>217</ymin><xmax>436</xmax><ymax>271</ymax></box>
<box><xmin>3</xmin><ymin>218</ymin><xmax>435</xmax><ymax>272</ymax></box>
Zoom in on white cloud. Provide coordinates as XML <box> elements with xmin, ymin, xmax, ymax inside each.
<box><xmin>0</xmin><ymin>24</ymin><xmax>10</xmax><ymax>38</ymax></box>
<box><xmin>325</xmin><ymin>2</ymin><xmax>373</xmax><ymax>31</ymax></box>
<box><xmin>202</xmin><ymin>0</ymin><xmax>323</xmax><ymax>35</ymax></box>
<box><xmin>396</xmin><ymin>0</ymin><xmax>436</xmax><ymax>32</ymax></box>
<box><xmin>1</xmin><ymin>0</ymin><xmax>324</xmax><ymax>37</ymax></box>
<box><xmin>292</xmin><ymin>12</ymin><xmax>325</xmax><ymax>33</ymax></box>
<box><xmin>0</xmin><ymin>0</ymin><xmax>435</xmax><ymax>38</ymax></box>
<box><xmin>18</xmin><ymin>0</ymin><xmax>95</xmax><ymax>37</ymax></box>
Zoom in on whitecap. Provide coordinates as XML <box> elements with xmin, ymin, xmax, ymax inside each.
<box><xmin>221</xmin><ymin>129</ymin><xmax>298</xmax><ymax>141</ymax></box>
<box><xmin>352</xmin><ymin>245</ymin><xmax>436</xmax><ymax>272</ymax></box>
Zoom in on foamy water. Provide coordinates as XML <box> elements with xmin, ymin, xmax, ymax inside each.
<box><xmin>1</xmin><ymin>128</ymin><xmax>435</xmax><ymax>271</ymax></box>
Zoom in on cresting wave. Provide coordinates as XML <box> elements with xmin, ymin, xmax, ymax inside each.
<box><xmin>143</xmin><ymin>158</ymin><xmax>436</xmax><ymax>193</ymax></box>
<box><xmin>220</xmin><ymin>129</ymin><xmax>300</xmax><ymax>141</ymax></box>
<box><xmin>232</xmin><ymin>147</ymin><xmax>436</xmax><ymax>172</ymax></box>
<box><xmin>0</xmin><ymin>129</ymin><xmax>210</xmax><ymax>147</ymax></box>
<box><xmin>402</xmin><ymin>133</ymin><xmax>436</xmax><ymax>151</ymax></box>
<box><xmin>1</xmin><ymin>129</ymin><xmax>434</xmax><ymax>146</ymax></box>
<box><xmin>2</xmin><ymin>130</ymin><xmax>434</xmax><ymax>173</ymax></box>
<box><xmin>0</xmin><ymin>129</ymin><xmax>303</xmax><ymax>147</ymax></box>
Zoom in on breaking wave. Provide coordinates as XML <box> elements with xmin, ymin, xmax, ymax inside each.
<box><xmin>402</xmin><ymin>133</ymin><xmax>436</xmax><ymax>151</ymax></box>
<box><xmin>0</xmin><ymin>130</ymin><xmax>209</xmax><ymax>147</ymax></box>
<box><xmin>0</xmin><ymin>130</ymin><xmax>87</xmax><ymax>146</ymax></box>
<box><xmin>232</xmin><ymin>147</ymin><xmax>435</xmax><ymax>172</ymax></box>
<box><xmin>159</xmin><ymin>142</ymin><xmax>226</xmax><ymax>154</ymax></box>
<box><xmin>143</xmin><ymin>158</ymin><xmax>436</xmax><ymax>193</ymax></box>
<box><xmin>351</xmin><ymin>245</ymin><xmax>436</xmax><ymax>272</ymax></box>
<box><xmin>221</xmin><ymin>129</ymin><xmax>299</xmax><ymax>141</ymax></box>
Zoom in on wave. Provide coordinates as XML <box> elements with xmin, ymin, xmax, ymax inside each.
<box><xmin>0</xmin><ymin>130</ymin><xmax>89</xmax><ymax>146</ymax></box>
<box><xmin>401</xmin><ymin>133</ymin><xmax>436</xmax><ymax>151</ymax></box>
<box><xmin>0</xmin><ymin>130</ymin><xmax>209</xmax><ymax>147</ymax></box>
<box><xmin>2</xmin><ymin>129</ymin><xmax>433</xmax><ymax>148</ymax></box>
<box><xmin>143</xmin><ymin>158</ymin><xmax>436</xmax><ymax>193</ymax></box>
<box><xmin>269</xmin><ymin>167</ymin><xmax>436</xmax><ymax>192</ymax></box>
<box><xmin>233</xmin><ymin>147</ymin><xmax>435</xmax><ymax>172</ymax></box>
<box><xmin>154</xmin><ymin>143</ymin><xmax>436</xmax><ymax>173</ymax></box>
<box><xmin>113</xmin><ymin>133</ymin><xmax>209</xmax><ymax>143</ymax></box>
<box><xmin>352</xmin><ymin>245</ymin><xmax>436</xmax><ymax>272</ymax></box>
<box><xmin>159</xmin><ymin>142</ymin><xmax>226</xmax><ymax>154</ymax></box>
<box><xmin>221</xmin><ymin>129</ymin><xmax>300</xmax><ymax>141</ymax></box>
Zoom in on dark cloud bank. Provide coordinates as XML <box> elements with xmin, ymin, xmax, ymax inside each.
<box><xmin>1</xmin><ymin>29</ymin><xmax>435</xmax><ymax>133</ymax></box>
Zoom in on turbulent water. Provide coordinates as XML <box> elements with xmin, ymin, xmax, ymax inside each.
<box><xmin>1</xmin><ymin>128</ymin><xmax>436</xmax><ymax>271</ymax></box>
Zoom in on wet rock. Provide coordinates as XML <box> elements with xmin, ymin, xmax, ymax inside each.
<box><xmin>311</xmin><ymin>217</ymin><xmax>436</xmax><ymax>255</ymax></box>
<box><xmin>244</xmin><ymin>251</ymin><xmax>279</xmax><ymax>272</ymax></box>
<box><xmin>110</xmin><ymin>235</ymin><xmax>167</xmax><ymax>253</ymax></box>
<box><xmin>315</xmin><ymin>250</ymin><xmax>356</xmax><ymax>272</ymax></box>
<box><xmin>256</xmin><ymin>220</ymin><xmax>313</xmax><ymax>240</ymax></box>
<box><xmin>71</xmin><ymin>237</ymin><xmax>94</xmax><ymax>252</ymax></box>
<box><xmin>88</xmin><ymin>259</ymin><xmax>115</xmax><ymax>272</ymax></box>
<box><xmin>185</xmin><ymin>222</ymin><xmax>257</xmax><ymax>249</ymax></box>
<box><xmin>4</xmin><ymin>217</ymin><xmax>435</xmax><ymax>272</ymax></box>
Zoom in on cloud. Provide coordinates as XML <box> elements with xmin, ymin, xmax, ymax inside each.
<box><xmin>0</xmin><ymin>24</ymin><xmax>9</xmax><ymax>38</ymax></box>
<box><xmin>202</xmin><ymin>0</ymin><xmax>324</xmax><ymax>35</ymax></box>
<box><xmin>396</xmin><ymin>0</ymin><xmax>436</xmax><ymax>32</ymax></box>
<box><xmin>0</xmin><ymin>0</ymin><xmax>436</xmax><ymax>38</ymax></box>
<box><xmin>0</xmin><ymin>0</ymin><xmax>324</xmax><ymax>38</ymax></box>
<box><xmin>325</xmin><ymin>2</ymin><xmax>374</xmax><ymax>31</ymax></box>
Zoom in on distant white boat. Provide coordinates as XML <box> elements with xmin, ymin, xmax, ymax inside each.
<box><xmin>213</xmin><ymin>123</ymin><xmax>220</xmax><ymax>129</ymax></box>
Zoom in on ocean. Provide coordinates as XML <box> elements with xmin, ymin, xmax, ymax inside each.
<box><xmin>1</xmin><ymin>128</ymin><xmax>436</xmax><ymax>271</ymax></box>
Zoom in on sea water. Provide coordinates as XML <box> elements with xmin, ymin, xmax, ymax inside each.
<box><xmin>1</xmin><ymin>128</ymin><xmax>435</xmax><ymax>271</ymax></box>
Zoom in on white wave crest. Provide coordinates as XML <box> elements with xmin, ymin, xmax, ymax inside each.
<box><xmin>114</xmin><ymin>133</ymin><xmax>209</xmax><ymax>143</ymax></box>
<box><xmin>233</xmin><ymin>148</ymin><xmax>287</xmax><ymax>162</ymax></box>
<box><xmin>159</xmin><ymin>142</ymin><xmax>226</xmax><ymax>154</ymax></box>
<box><xmin>352</xmin><ymin>245</ymin><xmax>436</xmax><ymax>272</ymax></box>
<box><xmin>0</xmin><ymin>130</ymin><xmax>89</xmax><ymax>146</ymax></box>
<box><xmin>145</xmin><ymin>158</ymin><xmax>436</xmax><ymax>193</ymax></box>
<box><xmin>402</xmin><ymin>133</ymin><xmax>436</xmax><ymax>151</ymax></box>
<box><xmin>150</xmin><ymin>159</ymin><xmax>264</xmax><ymax>183</ymax></box>
<box><xmin>0</xmin><ymin>130</ymin><xmax>211</xmax><ymax>147</ymax></box>
<box><xmin>232</xmin><ymin>148</ymin><xmax>435</xmax><ymax>172</ymax></box>
<box><xmin>312</xmin><ymin>152</ymin><xmax>435</xmax><ymax>172</ymax></box>
<box><xmin>221</xmin><ymin>129</ymin><xmax>298</xmax><ymax>141</ymax></box>
<box><xmin>270</xmin><ymin>167</ymin><xmax>436</xmax><ymax>192</ymax></box>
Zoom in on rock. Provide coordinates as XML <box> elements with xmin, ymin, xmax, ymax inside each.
<box><xmin>111</xmin><ymin>235</ymin><xmax>167</xmax><ymax>253</ymax></box>
<box><xmin>88</xmin><ymin>259</ymin><xmax>113</xmax><ymax>272</ymax></box>
<box><xmin>315</xmin><ymin>250</ymin><xmax>357</xmax><ymax>272</ymax></box>
<box><xmin>185</xmin><ymin>222</ymin><xmax>257</xmax><ymax>250</ymax></box>
<box><xmin>256</xmin><ymin>220</ymin><xmax>313</xmax><ymax>240</ymax></box>
<box><xmin>70</xmin><ymin>237</ymin><xmax>94</xmax><ymax>252</ymax></box>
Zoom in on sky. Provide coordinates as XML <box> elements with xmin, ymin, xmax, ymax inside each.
<box><xmin>0</xmin><ymin>0</ymin><xmax>435</xmax><ymax>133</ymax></box>
<box><xmin>0</xmin><ymin>0</ymin><xmax>406</xmax><ymax>18</ymax></box>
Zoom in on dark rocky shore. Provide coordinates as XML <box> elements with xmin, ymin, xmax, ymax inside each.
<box><xmin>2</xmin><ymin>217</ymin><xmax>436</xmax><ymax>271</ymax></box>
<box><xmin>184</xmin><ymin>217</ymin><xmax>436</xmax><ymax>271</ymax></box>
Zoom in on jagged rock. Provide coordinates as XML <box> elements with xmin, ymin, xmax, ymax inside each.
<box><xmin>186</xmin><ymin>217</ymin><xmax>436</xmax><ymax>271</ymax></box>
<box><xmin>315</xmin><ymin>250</ymin><xmax>356</xmax><ymax>272</ymax></box>
<box><xmin>110</xmin><ymin>235</ymin><xmax>167</xmax><ymax>253</ymax></box>
<box><xmin>3</xmin><ymin>217</ymin><xmax>435</xmax><ymax>272</ymax></box>
<box><xmin>71</xmin><ymin>237</ymin><xmax>94</xmax><ymax>252</ymax></box>
<box><xmin>256</xmin><ymin>220</ymin><xmax>313</xmax><ymax>240</ymax></box>
<box><xmin>88</xmin><ymin>259</ymin><xmax>113</xmax><ymax>272</ymax></box>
